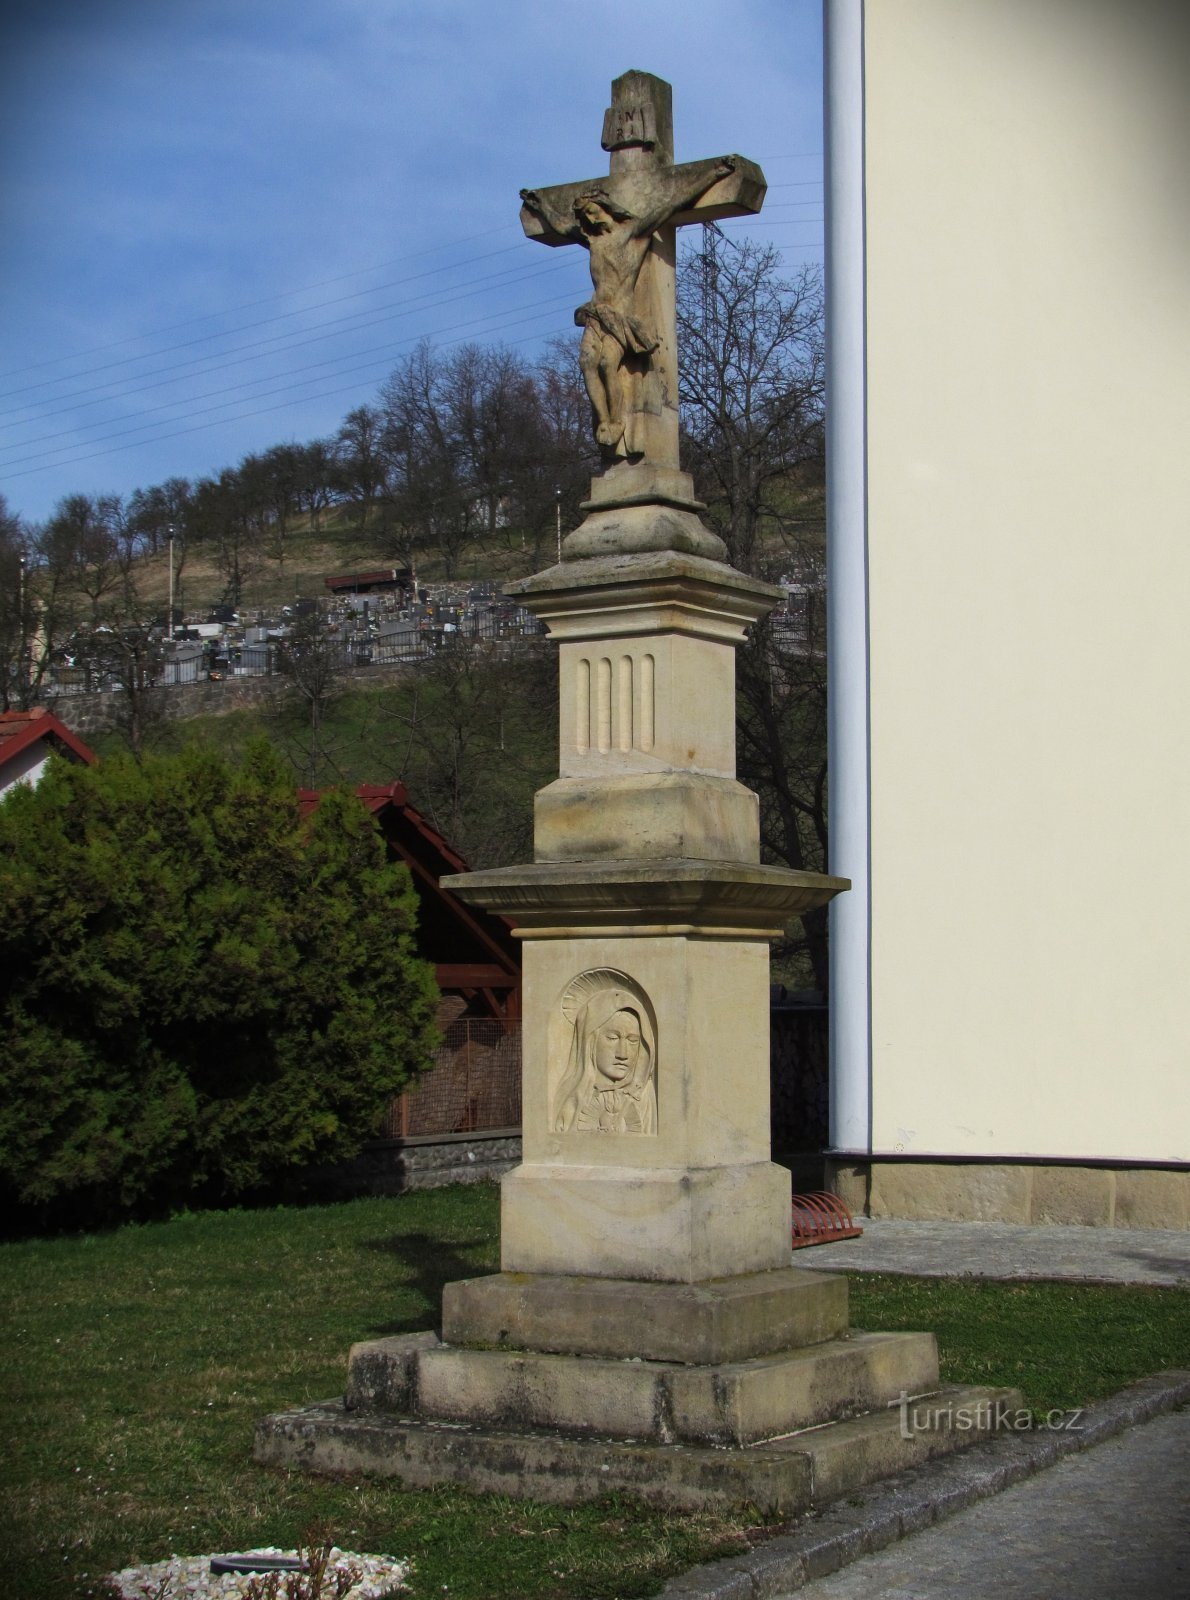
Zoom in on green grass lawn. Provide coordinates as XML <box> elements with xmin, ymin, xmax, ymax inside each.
<box><xmin>3</xmin><ymin>1185</ymin><xmax>1187</xmax><ymax>1600</ymax></box>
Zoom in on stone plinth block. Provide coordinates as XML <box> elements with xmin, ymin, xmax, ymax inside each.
<box><xmin>510</xmin><ymin>930</ymin><xmax>775</xmax><ymax>1166</ymax></box>
<box><xmin>506</xmin><ymin>548</ymin><xmax>781</xmax><ymax>640</ymax></box>
<box><xmin>515</xmin><ymin>926</ymin><xmax>799</xmax><ymax>1164</ymax></box>
<box><xmin>256</xmin><ymin>1404</ymin><xmax>814</xmax><ymax>1514</ymax></box>
<box><xmin>344</xmin><ymin>1331</ymin><xmax>436</xmax><ymax>1412</ymax></box>
<box><xmin>580</xmin><ymin>462</ymin><xmax>705</xmax><ymax>513</ymax></box>
<box><xmin>499</xmin><ymin>1159</ymin><xmax>793</xmax><ymax>1281</ymax></box>
<box><xmin>440</xmin><ymin>1267</ymin><xmax>850</xmax><ymax>1364</ymax></box>
<box><xmin>533</xmin><ymin>773</ymin><xmax>760</xmax><ymax>863</ymax></box>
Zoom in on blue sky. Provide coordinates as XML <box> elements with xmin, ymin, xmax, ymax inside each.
<box><xmin>0</xmin><ymin>0</ymin><xmax>824</xmax><ymax>525</ymax></box>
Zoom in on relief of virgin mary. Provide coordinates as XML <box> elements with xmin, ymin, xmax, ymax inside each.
<box><xmin>553</xmin><ymin>975</ymin><xmax>657</xmax><ymax>1135</ymax></box>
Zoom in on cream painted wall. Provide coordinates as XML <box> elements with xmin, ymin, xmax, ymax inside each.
<box><xmin>861</xmin><ymin>0</ymin><xmax>1190</xmax><ymax>1160</ymax></box>
<box><xmin>0</xmin><ymin>743</ymin><xmax>50</xmax><ymax>795</ymax></box>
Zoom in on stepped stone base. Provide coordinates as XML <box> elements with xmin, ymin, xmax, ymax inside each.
<box><xmin>255</xmin><ymin>1383</ymin><xmax>1023</xmax><ymax>1515</ymax></box>
<box><xmin>346</xmin><ymin>1327</ymin><xmax>940</xmax><ymax>1446</ymax></box>
<box><xmin>254</xmin><ymin>1267</ymin><xmax>1023</xmax><ymax>1512</ymax></box>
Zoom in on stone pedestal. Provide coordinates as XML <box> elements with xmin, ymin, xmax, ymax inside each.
<box><xmin>444</xmin><ymin>522</ymin><xmax>844</xmax><ymax>1285</ymax></box>
<box><xmin>255</xmin><ymin>480</ymin><xmax>1022</xmax><ymax>1510</ymax></box>
<box><xmin>458</xmin><ymin>871</ymin><xmax>839</xmax><ymax>1281</ymax></box>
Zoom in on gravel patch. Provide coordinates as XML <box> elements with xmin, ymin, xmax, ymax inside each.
<box><xmin>107</xmin><ymin>1548</ymin><xmax>411</xmax><ymax>1599</ymax></box>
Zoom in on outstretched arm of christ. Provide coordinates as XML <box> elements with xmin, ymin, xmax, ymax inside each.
<box><xmin>520</xmin><ymin>187</ymin><xmax>584</xmax><ymax>244</ymax></box>
<box><xmin>631</xmin><ymin>155</ymin><xmax>738</xmax><ymax>237</ymax></box>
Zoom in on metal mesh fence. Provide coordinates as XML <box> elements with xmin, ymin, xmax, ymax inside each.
<box><xmin>384</xmin><ymin>1019</ymin><xmax>522</xmax><ymax>1138</ymax></box>
<box><xmin>382</xmin><ymin>1008</ymin><xmax>828</xmax><ymax>1147</ymax></box>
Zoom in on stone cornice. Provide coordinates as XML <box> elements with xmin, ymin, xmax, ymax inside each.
<box><xmin>443</xmin><ymin>859</ymin><xmax>849</xmax><ymax>939</ymax></box>
<box><xmin>507</xmin><ymin>550</ymin><xmax>782</xmax><ymax>644</ymax></box>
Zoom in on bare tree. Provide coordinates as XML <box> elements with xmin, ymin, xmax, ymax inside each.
<box><xmin>239</xmin><ymin>444</ymin><xmax>306</xmax><ymax>582</ymax></box>
<box><xmin>40</xmin><ymin>494</ymin><xmax>124</xmax><ymax>625</ymax></box>
<box><xmin>680</xmin><ymin>232</ymin><xmax>824</xmax><ymax>574</ymax></box>
<box><xmin>380</xmin><ymin>635</ymin><xmax>557</xmax><ymax>867</ymax></box>
<box><xmin>64</xmin><ymin>521</ymin><xmax>171</xmax><ymax>758</ymax></box>
<box><xmin>0</xmin><ymin>495</ymin><xmax>34</xmax><ymax>710</ymax></box>
<box><xmin>190</xmin><ymin>471</ymin><xmax>262</xmax><ymax>609</ymax></box>
<box><xmin>126</xmin><ymin>477</ymin><xmax>192</xmax><ymax>557</ymax></box>
<box><xmin>335</xmin><ymin>406</ymin><xmax>389</xmax><ymax>533</ymax></box>
<box><xmin>292</xmin><ymin>438</ymin><xmax>339</xmax><ymax>532</ymax></box>
<box><xmin>678</xmin><ymin>232</ymin><xmax>829</xmax><ymax>990</ymax></box>
<box><xmin>126</xmin><ymin>478</ymin><xmax>191</xmax><ymax>622</ymax></box>
<box><xmin>510</xmin><ymin>337</ymin><xmax>598</xmax><ymax>566</ymax></box>
<box><xmin>379</xmin><ymin>341</ymin><xmax>478</xmax><ymax>578</ymax></box>
<box><xmin>274</xmin><ymin>607</ymin><xmax>346</xmax><ymax>787</ymax></box>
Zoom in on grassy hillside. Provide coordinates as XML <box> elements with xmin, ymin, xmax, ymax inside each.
<box><xmin>92</xmin><ymin>645</ymin><xmax>559</xmax><ymax>872</ymax></box>
<box><xmin>121</xmin><ymin>482</ymin><xmax>826</xmax><ymax>619</ymax></box>
<box><xmin>132</xmin><ymin>507</ymin><xmax>564</xmax><ymax>618</ymax></box>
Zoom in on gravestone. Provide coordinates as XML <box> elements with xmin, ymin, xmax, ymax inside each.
<box><xmin>255</xmin><ymin>71</ymin><xmax>1020</xmax><ymax>1512</ymax></box>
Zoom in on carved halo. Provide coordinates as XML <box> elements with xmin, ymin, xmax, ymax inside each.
<box><xmin>559</xmin><ymin>966</ymin><xmax>640</xmax><ymax>1025</ymax></box>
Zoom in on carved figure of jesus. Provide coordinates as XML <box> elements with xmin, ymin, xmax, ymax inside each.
<box><xmin>521</xmin><ymin>160</ymin><xmax>735</xmax><ymax>460</ymax></box>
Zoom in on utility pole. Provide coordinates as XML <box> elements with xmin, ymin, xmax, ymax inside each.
<box><xmin>17</xmin><ymin>547</ymin><xmax>27</xmax><ymax>705</ymax></box>
<box><xmin>555</xmin><ymin>484</ymin><xmax>562</xmax><ymax>565</ymax></box>
<box><xmin>167</xmin><ymin>526</ymin><xmax>175</xmax><ymax>640</ymax></box>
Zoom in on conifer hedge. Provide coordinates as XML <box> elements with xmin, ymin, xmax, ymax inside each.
<box><xmin>0</xmin><ymin>741</ymin><xmax>439</xmax><ymax>1220</ymax></box>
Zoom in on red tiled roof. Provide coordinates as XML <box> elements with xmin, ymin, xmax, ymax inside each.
<box><xmin>298</xmin><ymin>780</ymin><xmax>520</xmax><ymax>1007</ymax></box>
<box><xmin>323</xmin><ymin>569</ymin><xmax>413</xmax><ymax>591</ymax></box>
<box><xmin>0</xmin><ymin>708</ymin><xmax>97</xmax><ymax>772</ymax></box>
<box><xmin>297</xmin><ymin>781</ymin><xmax>470</xmax><ymax>879</ymax></box>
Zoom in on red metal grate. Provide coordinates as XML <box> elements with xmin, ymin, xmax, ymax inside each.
<box><xmin>791</xmin><ymin>1191</ymin><xmax>864</xmax><ymax>1248</ymax></box>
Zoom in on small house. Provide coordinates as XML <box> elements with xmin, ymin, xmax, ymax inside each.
<box><xmin>0</xmin><ymin>708</ymin><xmax>97</xmax><ymax>796</ymax></box>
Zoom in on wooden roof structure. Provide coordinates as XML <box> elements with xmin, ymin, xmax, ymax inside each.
<box><xmin>322</xmin><ymin>568</ymin><xmax>414</xmax><ymax>596</ymax></box>
<box><xmin>0</xmin><ymin>708</ymin><xmax>97</xmax><ymax>791</ymax></box>
<box><xmin>298</xmin><ymin>781</ymin><xmax>520</xmax><ymax>1024</ymax></box>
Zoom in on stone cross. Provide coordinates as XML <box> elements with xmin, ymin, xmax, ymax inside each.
<box><xmin>519</xmin><ymin>70</ymin><xmax>766</xmax><ymax>471</ymax></box>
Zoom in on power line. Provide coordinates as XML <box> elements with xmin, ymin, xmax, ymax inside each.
<box><xmin>0</xmin><ymin>159</ymin><xmax>824</xmax><ymax>389</ymax></box>
<box><xmin>0</xmin><ymin>224</ymin><xmax>530</xmax><ymax>383</ymax></box>
<box><xmin>0</xmin><ymin>187</ymin><xmax>817</xmax><ymax>488</ymax></box>
<box><xmin>0</xmin><ymin>256</ymin><xmax>581</xmax><ymax>444</ymax></box>
<box><xmin>3</xmin><ymin>213</ymin><xmax>812</xmax><ymax>433</ymax></box>
<box><xmin>0</xmin><ymin>240</ymin><xmax>534</xmax><ymax>410</ymax></box>
<box><xmin>0</xmin><ymin>295</ymin><xmax>582</xmax><ymax>482</ymax></box>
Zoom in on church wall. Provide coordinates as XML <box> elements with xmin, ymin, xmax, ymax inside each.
<box><xmin>850</xmin><ymin>0</ymin><xmax>1190</xmax><ymax>1169</ymax></box>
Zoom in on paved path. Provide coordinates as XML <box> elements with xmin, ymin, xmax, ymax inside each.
<box><xmin>659</xmin><ymin>1219</ymin><xmax>1189</xmax><ymax>1600</ymax></box>
<box><xmin>774</xmin><ymin>1405</ymin><xmax>1190</xmax><ymax>1599</ymax></box>
<box><xmin>801</xmin><ymin>1218</ymin><xmax>1190</xmax><ymax>1287</ymax></box>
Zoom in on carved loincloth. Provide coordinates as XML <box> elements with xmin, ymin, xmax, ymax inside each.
<box><xmin>574</xmin><ymin>299</ymin><xmax>658</xmax><ymax>356</ymax></box>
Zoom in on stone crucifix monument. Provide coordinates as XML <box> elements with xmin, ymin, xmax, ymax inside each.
<box><xmin>256</xmin><ymin>71</ymin><xmax>1019</xmax><ymax>1511</ymax></box>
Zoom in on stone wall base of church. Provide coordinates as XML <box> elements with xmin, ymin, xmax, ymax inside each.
<box><xmin>825</xmin><ymin>1159</ymin><xmax>1189</xmax><ymax>1231</ymax></box>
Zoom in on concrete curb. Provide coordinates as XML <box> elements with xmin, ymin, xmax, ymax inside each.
<box><xmin>657</xmin><ymin>1369</ymin><xmax>1190</xmax><ymax>1598</ymax></box>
